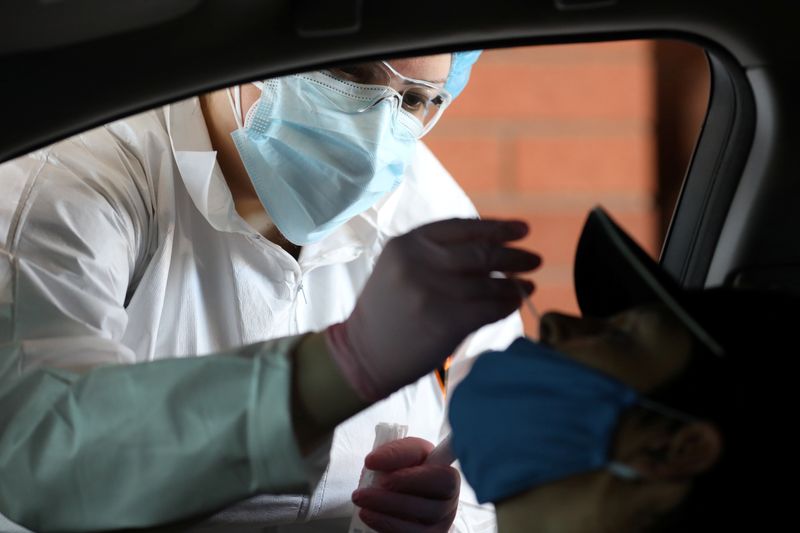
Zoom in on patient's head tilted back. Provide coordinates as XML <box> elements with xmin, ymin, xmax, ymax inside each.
<box><xmin>449</xmin><ymin>207</ymin><xmax>797</xmax><ymax>532</ymax></box>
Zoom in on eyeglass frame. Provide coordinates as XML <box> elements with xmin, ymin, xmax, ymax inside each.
<box><xmin>324</xmin><ymin>60</ymin><xmax>453</xmax><ymax>139</ymax></box>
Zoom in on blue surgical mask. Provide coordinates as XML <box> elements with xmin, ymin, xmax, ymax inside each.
<box><xmin>230</xmin><ymin>71</ymin><xmax>419</xmax><ymax>245</ymax></box>
<box><xmin>449</xmin><ymin>337</ymin><xmax>647</xmax><ymax>504</ymax></box>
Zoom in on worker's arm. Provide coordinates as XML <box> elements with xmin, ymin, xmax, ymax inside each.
<box><xmin>0</xmin><ymin>332</ymin><xmax>366</xmax><ymax>532</ymax></box>
<box><xmin>0</xmin><ymin>145</ymin><xmax>365</xmax><ymax>532</ymax></box>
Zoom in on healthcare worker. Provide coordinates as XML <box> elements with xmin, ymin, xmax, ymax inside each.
<box><xmin>0</xmin><ymin>52</ymin><xmax>532</xmax><ymax>532</ymax></box>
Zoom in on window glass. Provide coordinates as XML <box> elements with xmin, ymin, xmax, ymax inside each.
<box><xmin>0</xmin><ymin>38</ymin><xmax>713</xmax><ymax>532</ymax></box>
<box><xmin>426</xmin><ymin>40</ymin><xmax>709</xmax><ymax>326</ymax></box>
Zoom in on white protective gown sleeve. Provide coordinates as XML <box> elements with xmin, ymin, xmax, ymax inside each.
<box><xmin>0</xmin><ymin>145</ymin><xmax>323</xmax><ymax>532</ymax></box>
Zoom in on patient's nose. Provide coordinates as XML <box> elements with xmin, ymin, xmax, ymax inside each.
<box><xmin>540</xmin><ymin>312</ymin><xmax>606</xmax><ymax>346</ymax></box>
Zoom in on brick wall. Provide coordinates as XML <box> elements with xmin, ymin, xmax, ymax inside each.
<box><xmin>426</xmin><ymin>41</ymin><xmax>662</xmax><ymax>332</ymax></box>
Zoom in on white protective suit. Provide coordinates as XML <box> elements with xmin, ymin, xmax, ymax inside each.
<box><xmin>0</xmin><ymin>96</ymin><xmax>521</xmax><ymax>532</ymax></box>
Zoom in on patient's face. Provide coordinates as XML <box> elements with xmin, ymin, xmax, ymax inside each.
<box><xmin>496</xmin><ymin>304</ymin><xmax>714</xmax><ymax>533</ymax></box>
<box><xmin>539</xmin><ymin>303</ymin><xmax>693</xmax><ymax>393</ymax></box>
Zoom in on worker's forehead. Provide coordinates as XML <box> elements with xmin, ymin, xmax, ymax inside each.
<box><xmin>388</xmin><ymin>54</ymin><xmax>451</xmax><ymax>84</ymax></box>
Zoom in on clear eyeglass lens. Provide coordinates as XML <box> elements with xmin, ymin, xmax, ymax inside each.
<box><xmin>400</xmin><ymin>87</ymin><xmax>445</xmax><ymax>126</ymax></box>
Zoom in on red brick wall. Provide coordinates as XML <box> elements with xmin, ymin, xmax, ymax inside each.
<box><xmin>427</xmin><ymin>41</ymin><xmax>661</xmax><ymax>332</ymax></box>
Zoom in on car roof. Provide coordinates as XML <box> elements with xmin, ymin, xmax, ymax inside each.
<box><xmin>0</xmin><ymin>1</ymin><xmax>791</xmax><ymax>161</ymax></box>
<box><xmin>1</xmin><ymin>0</ymin><xmax>798</xmax><ymax>293</ymax></box>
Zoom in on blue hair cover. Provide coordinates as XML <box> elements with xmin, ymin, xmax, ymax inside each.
<box><xmin>445</xmin><ymin>50</ymin><xmax>482</xmax><ymax>99</ymax></box>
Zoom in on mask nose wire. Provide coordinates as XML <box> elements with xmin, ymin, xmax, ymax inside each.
<box><xmin>356</xmin><ymin>88</ymin><xmax>402</xmax><ymax>114</ymax></box>
<box><xmin>355</xmin><ymin>90</ymin><xmax>416</xmax><ymax>141</ymax></box>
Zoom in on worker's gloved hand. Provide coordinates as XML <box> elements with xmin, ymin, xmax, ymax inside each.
<box><xmin>325</xmin><ymin>218</ymin><xmax>540</xmax><ymax>402</ymax></box>
<box><xmin>352</xmin><ymin>437</ymin><xmax>460</xmax><ymax>533</ymax></box>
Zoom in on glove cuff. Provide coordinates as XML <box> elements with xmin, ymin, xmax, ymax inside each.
<box><xmin>324</xmin><ymin>321</ymin><xmax>384</xmax><ymax>403</ymax></box>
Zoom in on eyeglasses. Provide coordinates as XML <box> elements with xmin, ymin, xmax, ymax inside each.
<box><xmin>325</xmin><ymin>60</ymin><xmax>452</xmax><ymax>139</ymax></box>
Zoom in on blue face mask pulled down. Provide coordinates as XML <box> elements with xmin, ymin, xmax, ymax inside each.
<box><xmin>231</xmin><ymin>71</ymin><xmax>420</xmax><ymax>246</ymax></box>
<box><xmin>449</xmin><ymin>338</ymin><xmax>641</xmax><ymax>504</ymax></box>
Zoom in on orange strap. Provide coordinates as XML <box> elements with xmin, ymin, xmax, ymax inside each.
<box><xmin>434</xmin><ymin>356</ymin><xmax>453</xmax><ymax>398</ymax></box>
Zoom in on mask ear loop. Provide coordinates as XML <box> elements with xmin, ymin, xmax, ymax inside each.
<box><xmin>226</xmin><ymin>85</ymin><xmax>245</xmax><ymax>130</ymax></box>
<box><xmin>608</xmin><ymin>461</ymin><xmax>642</xmax><ymax>481</ymax></box>
<box><xmin>228</xmin><ymin>83</ymin><xmax>266</xmax><ymax>129</ymax></box>
<box><xmin>607</xmin><ymin>399</ymin><xmax>699</xmax><ymax>483</ymax></box>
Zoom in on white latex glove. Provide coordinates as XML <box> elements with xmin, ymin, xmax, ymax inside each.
<box><xmin>352</xmin><ymin>437</ymin><xmax>459</xmax><ymax>533</ymax></box>
<box><xmin>325</xmin><ymin>218</ymin><xmax>541</xmax><ymax>401</ymax></box>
